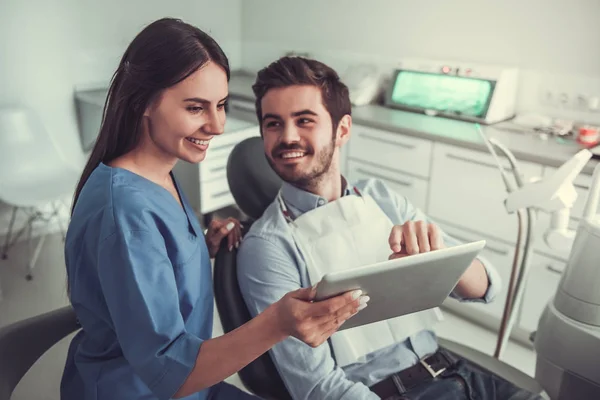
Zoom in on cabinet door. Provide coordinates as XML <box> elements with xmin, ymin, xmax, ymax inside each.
<box><xmin>349</xmin><ymin>125</ymin><xmax>433</xmax><ymax>178</ymax></box>
<box><xmin>518</xmin><ymin>251</ymin><xmax>565</xmax><ymax>333</ymax></box>
<box><xmin>438</xmin><ymin>222</ymin><xmax>515</xmax><ymax>328</ymax></box>
<box><xmin>348</xmin><ymin>160</ymin><xmax>429</xmax><ymax>211</ymax></box>
<box><xmin>428</xmin><ymin>142</ymin><xmax>543</xmax><ymax>244</ymax></box>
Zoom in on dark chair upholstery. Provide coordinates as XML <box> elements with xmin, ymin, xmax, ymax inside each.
<box><xmin>0</xmin><ymin>306</ymin><xmax>80</xmax><ymax>400</ymax></box>
<box><xmin>213</xmin><ymin>137</ymin><xmax>543</xmax><ymax>399</ymax></box>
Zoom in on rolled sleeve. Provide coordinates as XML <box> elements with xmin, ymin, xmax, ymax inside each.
<box><xmin>98</xmin><ymin>230</ymin><xmax>202</xmax><ymax>400</ymax></box>
<box><xmin>237</xmin><ymin>235</ymin><xmax>379</xmax><ymax>400</ymax></box>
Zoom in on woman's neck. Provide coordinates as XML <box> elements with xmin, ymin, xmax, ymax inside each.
<box><xmin>109</xmin><ymin>137</ymin><xmax>177</xmax><ymax>188</ymax></box>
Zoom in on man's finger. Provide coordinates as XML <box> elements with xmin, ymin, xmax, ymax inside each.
<box><xmin>429</xmin><ymin>223</ymin><xmax>443</xmax><ymax>250</ymax></box>
<box><xmin>402</xmin><ymin>222</ymin><xmax>419</xmax><ymax>255</ymax></box>
<box><xmin>416</xmin><ymin>221</ymin><xmax>430</xmax><ymax>252</ymax></box>
<box><xmin>388</xmin><ymin>225</ymin><xmax>403</xmax><ymax>253</ymax></box>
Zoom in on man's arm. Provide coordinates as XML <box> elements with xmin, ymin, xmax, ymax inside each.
<box><xmin>237</xmin><ymin>235</ymin><xmax>379</xmax><ymax>400</ymax></box>
<box><xmin>364</xmin><ymin>178</ymin><xmax>502</xmax><ymax>303</ymax></box>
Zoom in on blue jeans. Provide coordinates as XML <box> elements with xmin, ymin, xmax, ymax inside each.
<box><xmin>208</xmin><ymin>382</ymin><xmax>261</xmax><ymax>399</ymax></box>
<box><xmin>383</xmin><ymin>360</ymin><xmax>544</xmax><ymax>400</ymax></box>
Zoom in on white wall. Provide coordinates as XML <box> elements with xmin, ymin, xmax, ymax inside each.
<box><xmin>241</xmin><ymin>0</ymin><xmax>600</xmax><ymax>122</ymax></box>
<box><xmin>0</xmin><ymin>0</ymin><xmax>242</xmax><ymax>237</ymax></box>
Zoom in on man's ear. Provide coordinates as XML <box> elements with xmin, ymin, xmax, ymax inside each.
<box><xmin>335</xmin><ymin>114</ymin><xmax>352</xmax><ymax>147</ymax></box>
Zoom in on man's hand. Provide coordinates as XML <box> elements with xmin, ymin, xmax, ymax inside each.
<box><xmin>388</xmin><ymin>220</ymin><xmax>489</xmax><ymax>299</ymax></box>
<box><xmin>388</xmin><ymin>221</ymin><xmax>444</xmax><ymax>260</ymax></box>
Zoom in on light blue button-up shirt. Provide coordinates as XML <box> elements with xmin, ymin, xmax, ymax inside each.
<box><xmin>237</xmin><ymin>178</ymin><xmax>501</xmax><ymax>400</ymax></box>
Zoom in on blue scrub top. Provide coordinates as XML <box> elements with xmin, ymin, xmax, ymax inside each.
<box><xmin>62</xmin><ymin>163</ymin><xmax>213</xmax><ymax>400</ymax></box>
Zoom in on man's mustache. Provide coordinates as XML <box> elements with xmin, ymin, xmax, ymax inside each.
<box><xmin>272</xmin><ymin>143</ymin><xmax>313</xmax><ymax>158</ymax></box>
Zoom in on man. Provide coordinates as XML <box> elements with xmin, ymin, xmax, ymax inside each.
<box><xmin>237</xmin><ymin>56</ymin><xmax>542</xmax><ymax>400</ymax></box>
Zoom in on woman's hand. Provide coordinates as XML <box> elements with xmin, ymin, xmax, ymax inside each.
<box><xmin>270</xmin><ymin>286</ymin><xmax>369</xmax><ymax>347</ymax></box>
<box><xmin>205</xmin><ymin>217</ymin><xmax>242</xmax><ymax>258</ymax></box>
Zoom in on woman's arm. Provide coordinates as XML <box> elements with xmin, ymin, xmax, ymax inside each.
<box><xmin>175</xmin><ymin>286</ymin><xmax>362</xmax><ymax>398</ymax></box>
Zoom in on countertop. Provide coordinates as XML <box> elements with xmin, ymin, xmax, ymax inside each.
<box><xmin>227</xmin><ymin>71</ymin><xmax>599</xmax><ymax>175</ymax></box>
<box><xmin>74</xmin><ymin>71</ymin><xmax>599</xmax><ymax>175</ymax></box>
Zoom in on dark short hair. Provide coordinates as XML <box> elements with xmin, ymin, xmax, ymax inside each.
<box><xmin>252</xmin><ymin>56</ymin><xmax>351</xmax><ymax>132</ymax></box>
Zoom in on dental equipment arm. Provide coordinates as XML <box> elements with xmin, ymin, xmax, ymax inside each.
<box><xmin>504</xmin><ymin>149</ymin><xmax>592</xmax><ymax>252</ymax></box>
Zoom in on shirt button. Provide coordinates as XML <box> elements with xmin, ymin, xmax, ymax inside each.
<box><xmin>318</xmin><ymin>199</ymin><xmax>325</xmax><ymax>206</ymax></box>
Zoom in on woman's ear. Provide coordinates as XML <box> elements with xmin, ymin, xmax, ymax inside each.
<box><xmin>335</xmin><ymin>115</ymin><xmax>352</xmax><ymax>147</ymax></box>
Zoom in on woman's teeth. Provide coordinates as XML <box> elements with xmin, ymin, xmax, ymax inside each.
<box><xmin>281</xmin><ymin>152</ymin><xmax>305</xmax><ymax>159</ymax></box>
<box><xmin>186</xmin><ymin>137</ymin><xmax>210</xmax><ymax>146</ymax></box>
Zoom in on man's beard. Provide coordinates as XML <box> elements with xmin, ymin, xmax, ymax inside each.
<box><xmin>267</xmin><ymin>139</ymin><xmax>336</xmax><ymax>191</ymax></box>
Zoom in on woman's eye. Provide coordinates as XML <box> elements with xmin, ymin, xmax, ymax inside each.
<box><xmin>187</xmin><ymin>106</ymin><xmax>203</xmax><ymax>114</ymax></box>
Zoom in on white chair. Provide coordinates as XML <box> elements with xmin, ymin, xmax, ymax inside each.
<box><xmin>0</xmin><ymin>107</ymin><xmax>82</xmax><ymax>299</ymax></box>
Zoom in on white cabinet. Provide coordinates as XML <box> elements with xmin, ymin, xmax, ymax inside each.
<box><xmin>428</xmin><ymin>143</ymin><xmax>543</xmax><ymax>244</ymax></box>
<box><xmin>347</xmin><ymin>160</ymin><xmax>429</xmax><ymax>211</ymax></box>
<box><xmin>349</xmin><ymin>125</ymin><xmax>433</xmax><ymax>179</ymax></box>
<box><xmin>518</xmin><ymin>250</ymin><xmax>565</xmax><ymax>333</ymax></box>
<box><xmin>438</xmin><ymin>222</ymin><xmax>515</xmax><ymax>329</ymax></box>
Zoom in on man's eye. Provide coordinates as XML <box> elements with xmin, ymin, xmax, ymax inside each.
<box><xmin>217</xmin><ymin>102</ymin><xmax>228</xmax><ymax>110</ymax></box>
<box><xmin>298</xmin><ymin>118</ymin><xmax>313</xmax><ymax>124</ymax></box>
<box><xmin>265</xmin><ymin>121</ymin><xmax>280</xmax><ymax>128</ymax></box>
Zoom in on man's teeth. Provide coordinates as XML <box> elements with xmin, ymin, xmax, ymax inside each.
<box><xmin>186</xmin><ymin>138</ymin><xmax>209</xmax><ymax>145</ymax></box>
<box><xmin>281</xmin><ymin>152</ymin><xmax>305</xmax><ymax>159</ymax></box>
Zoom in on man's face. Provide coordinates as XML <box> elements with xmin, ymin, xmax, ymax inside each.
<box><xmin>260</xmin><ymin>85</ymin><xmax>343</xmax><ymax>188</ymax></box>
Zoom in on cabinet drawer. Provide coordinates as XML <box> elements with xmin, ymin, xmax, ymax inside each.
<box><xmin>347</xmin><ymin>160</ymin><xmax>429</xmax><ymax>212</ymax></box>
<box><xmin>428</xmin><ymin>143</ymin><xmax>543</xmax><ymax>244</ymax></box>
<box><xmin>200</xmin><ymin>126</ymin><xmax>260</xmax><ymax>182</ymax></box>
<box><xmin>519</xmin><ymin>251</ymin><xmax>564</xmax><ymax>333</ymax></box>
<box><xmin>438</xmin><ymin>222</ymin><xmax>515</xmax><ymax>327</ymax></box>
<box><xmin>349</xmin><ymin>125</ymin><xmax>432</xmax><ymax>178</ymax></box>
<box><xmin>200</xmin><ymin>179</ymin><xmax>235</xmax><ymax>214</ymax></box>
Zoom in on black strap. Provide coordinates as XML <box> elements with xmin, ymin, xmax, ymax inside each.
<box><xmin>370</xmin><ymin>350</ymin><xmax>456</xmax><ymax>398</ymax></box>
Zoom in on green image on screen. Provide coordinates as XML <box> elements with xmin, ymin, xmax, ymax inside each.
<box><xmin>390</xmin><ymin>71</ymin><xmax>492</xmax><ymax>117</ymax></box>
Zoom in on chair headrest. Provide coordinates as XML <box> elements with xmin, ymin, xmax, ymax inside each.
<box><xmin>227</xmin><ymin>136</ymin><xmax>282</xmax><ymax>220</ymax></box>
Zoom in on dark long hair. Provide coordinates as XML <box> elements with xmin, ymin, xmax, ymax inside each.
<box><xmin>71</xmin><ymin>18</ymin><xmax>230</xmax><ymax>213</ymax></box>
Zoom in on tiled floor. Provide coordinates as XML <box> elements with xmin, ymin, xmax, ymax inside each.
<box><xmin>1</xmin><ymin>232</ymin><xmax>537</xmax><ymax>399</ymax></box>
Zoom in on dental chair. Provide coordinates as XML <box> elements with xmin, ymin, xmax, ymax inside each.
<box><xmin>0</xmin><ymin>306</ymin><xmax>79</xmax><ymax>400</ymax></box>
<box><xmin>213</xmin><ymin>137</ymin><xmax>544</xmax><ymax>400</ymax></box>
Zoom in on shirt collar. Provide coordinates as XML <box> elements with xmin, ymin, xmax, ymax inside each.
<box><xmin>280</xmin><ymin>176</ymin><xmax>352</xmax><ymax>215</ymax></box>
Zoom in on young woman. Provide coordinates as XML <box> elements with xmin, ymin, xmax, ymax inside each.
<box><xmin>61</xmin><ymin>18</ymin><xmax>365</xmax><ymax>400</ymax></box>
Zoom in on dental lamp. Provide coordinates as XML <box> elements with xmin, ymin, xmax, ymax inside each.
<box><xmin>476</xmin><ymin>124</ymin><xmax>600</xmax><ymax>399</ymax></box>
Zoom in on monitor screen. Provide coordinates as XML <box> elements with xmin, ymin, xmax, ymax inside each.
<box><xmin>388</xmin><ymin>70</ymin><xmax>495</xmax><ymax>118</ymax></box>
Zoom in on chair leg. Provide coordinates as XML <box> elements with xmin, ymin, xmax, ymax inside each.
<box><xmin>1</xmin><ymin>206</ymin><xmax>18</xmax><ymax>260</ymax></box>
<box><xmin>26</xmin><ymin>233</ymin><xmax>46</xmax><ymax>281</ymax></box>
<box><xmin>52</xmin><ymin>201</ymin><xmax>67</xmax><ymax>241</ymax></box>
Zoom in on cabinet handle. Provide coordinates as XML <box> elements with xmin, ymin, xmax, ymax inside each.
<box><xmin>210</xmin><ymin>165</ymin><xmax>227</xmax><ymax>173</ymax></box>
<box><xmin>546</xmin><ymin>265</ymin><xmax>564</xmax><ymax>275</ymax></box>
<box><xmin>447</xmin><ymin>153</ymin><xmax>511</xmax><ymax>171</ymax></box>
<box><xmin>450</xmin><ymin>233</ymin><xmax>509</xmax><ymax>256</ymax></box>
<box><xmin>231</xmin><ymin>103</ymin><xmax>255</xmax><ymax>113</ymax></box>
<box><xmin>356</xmin><ymin>168</ymin><xmax>413</xmax><ymax>187</ymax></box>
<box><xmin>211</xmin><ymin>190</ymin><xmax>231</xmax><ymax>199</ymax></box>
<box><xmin>359</xmin><ymin>133</ymin><xmax>416</xmax><ymax>150</ymax></box>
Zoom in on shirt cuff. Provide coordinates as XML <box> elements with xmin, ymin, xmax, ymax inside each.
<box><xmin>150</xmin><ymin>333</ymin><xmax>204</xmax><ymax>400</ymax></box>
<box><xmin>451</xmin><ymin>255</ymin><xmax>502</xmax><ymax>304</ymax></box>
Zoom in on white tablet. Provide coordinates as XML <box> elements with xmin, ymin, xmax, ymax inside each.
<box><xmin>314</xmin><ymin>240</ymin><xmax>486</xmax><ymax>331</ymax></box>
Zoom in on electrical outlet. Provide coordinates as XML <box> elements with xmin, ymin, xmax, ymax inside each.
<box><xmin>558</xmin><ymin>92</ymin><xmax>569</xmax><ymax>108</ymax></box>
<box><xmin>540</xmin><ymin>89</ymin><xmax>557</xmax><ymax>106</ymax></box>
<box><xmin>588</xmin><ymin>96</ymin><xmax>600</xmax><ymax>112</ymax></box>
